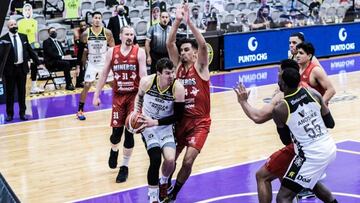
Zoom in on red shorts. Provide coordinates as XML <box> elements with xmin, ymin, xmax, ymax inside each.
<box><xmin>265</xmin><ymin>143</ymin><xmax>295</xmax><ymax>178</ymax></box>
<box><xmin>175</xmin><ymin>116</ymin><xmax>211</xmax><ymax>153</ymax></box>
<box><xmin>110</xmin><ymin>93</ymin><xmax>136</xmax><ymax>127</ymax></box>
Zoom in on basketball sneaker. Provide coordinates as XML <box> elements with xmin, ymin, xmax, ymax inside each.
<box><xmin>76</xmin><ymin>111</ymin><xmax>86</xmax><ymax>120</ymax></box>
<box><xmin>108</xmin><ymin>149</ymin><xmax>118</xmax><ymax>169</ymax></box>
<box><xmin>116</xmin><ymin>166</ymin><xmax>128</xmax><ymax>183</ymax></box>
<box><xmin>297</xmin><ymin>188</ymin><xmax>315</xmax><ymax>199</ymax></box>
<box><xmin>30</xmin><ymin>86</ymin><xmax>44</xmax><ymax>94</ymax></box>
<box><xmin>159</xmin><ymin>183</ymin><xmax>168</xmax><ymax>203</ymax></box>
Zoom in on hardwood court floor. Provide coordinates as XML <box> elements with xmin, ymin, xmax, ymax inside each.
<box><xmin>0</xmin><ymin>67</ymin><xmax>359</xmax><ymax>203</ymax></box>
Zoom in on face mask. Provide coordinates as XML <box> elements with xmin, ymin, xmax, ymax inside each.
<box><xmin>193</xmin><ymin>13</ymin><xmax>199</xmax><ymax>18</ymax></box>
<box><xmin>50</xmin><ymin>32</ymin><xmax>57</xmax><ymax>38</ymax></box>
<box><xmin>263</xmin><ymin>12</ymin><xmax>269</xmax><ymax>17</ymax></box>
<box><xmin>118</xmin><ymin>9</ymin><xmax>125</xmax><ymax>16</ymax></box>
<box><xmin>9</xmin><ymin>27</ymin><xmax>18</xmax><ymax>34</ymax></box>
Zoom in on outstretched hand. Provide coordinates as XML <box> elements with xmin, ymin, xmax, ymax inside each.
<box><xmin>233</xmin><ymin>82</ymin><xmax>250</xmax><ymax>103</ymax></box>
<box><xmin>175</xmin><ymin>5</ymin><xmax>184</xmax><ymax>21</ymax></box>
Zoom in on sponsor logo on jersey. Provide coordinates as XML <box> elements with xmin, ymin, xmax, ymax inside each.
<box><xmin>288</xmin><ymin>171</ymin><xmax>296</xmax><ymax>178</ymax></box>
<box><xmin>296</xmin><ymin>175</ymin><xmax>311</xmax><ymax>183</ymax></box>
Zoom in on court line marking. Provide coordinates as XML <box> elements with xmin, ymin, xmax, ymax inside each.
<box><xmin>69</xmin><ymin>140</ymin><xmax>350</xmax><ymax>202</ymax></box>
<box><xmin>337</xmin><ymin>149</ymin><xmax>360</xmax><ymax>155</ymax></box>
<box><xmin>195</xmin><ymin>191</ymin><xmax>360</xmax><ymax>203</ymax></box>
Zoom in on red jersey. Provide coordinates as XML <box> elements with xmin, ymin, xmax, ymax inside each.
<box><xmin>300</xmin><ymin>62</ymin><xmax>325</xmax><ymax>96</ymax></box>
<box><xmin>111</xmin><ymin>45</ymin><xmax>140</xmax><ymax>94</ymax></box>
<box><xmin>177</xmin><ymin>64</ymin><xmax>210</xmax><ymax>118</ymax></box>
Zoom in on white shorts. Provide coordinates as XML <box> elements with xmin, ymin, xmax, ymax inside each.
<box><xmin>283</xmin><ymin>150</ymin><xmax>336</xmax><ymax>190</ymax></box>
<box><xmin>141</xmin><ymin>125</ymin><xmax>175</xmax><ymax>150</ymax></box>
<box><xmin>84</xmin><ymin>62</ymin><xmax>113</xmax><ymax>83</ymax></box>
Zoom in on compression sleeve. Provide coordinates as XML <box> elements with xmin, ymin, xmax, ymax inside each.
<box><xmin>158</xmin><ymin>102</ymin><xmax>185</xmax><ymax>126</ymax></box>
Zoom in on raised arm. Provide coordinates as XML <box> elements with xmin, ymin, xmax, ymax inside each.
<box><xmin>93</xmin><ymin>47</ymin><xmax>113</xmax><ymax>106</ymax></box>
<box><xmin>166</xmin><ymin>6</ymin><xmax>183</xmax><ymax>67</ymax></box>
<box><xmin>184</xmin><ymin>4</ymin><xmax>209</xmax><ymax>78</ymax></box>
<box><xmin>234</xmin><ymin>83</ymin><xmax>283</xmax><ymax>123</ymax></box>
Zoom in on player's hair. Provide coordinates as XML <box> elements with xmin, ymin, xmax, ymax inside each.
<box><xmin>120</xmin><ymin>25</ymin><xmax>133</xmax><ymax>34</ymax></box>
<box><xmin>280</xmin><ymin>59</ymin><xmax>299</xmax><ymax>71</ymax></box>
<box><xmin>92</xmin><ymin>11</ymin><xmax>102</xmax><ymax>17</ymax></box>
<box><xmin>47</xmin><ymin>27</ymin><xmax>56</xmax><ymax>33</ymax></box>
<box><xmin>177</xmin><ymin>38</ymin><xmax>198</xmax><ymax>51</ymax></box>
<box><xmin>290</xmin><ymin>32</ymin><xmax>305</xmax><ymax>42</ymax></box>
<box><xmin>282</xmin><ymin>68</ymin><xmax>300</xmax><ymax>88</ymax></box>
<box><xmin>296</xmin><ymin>42</ymin><xmax>315</xmax><ymax>56</ymax></box>
<box><xmin>156</xmin><ymin>58</ymin><xmax>174</xmax><ymax>73</ymax></box>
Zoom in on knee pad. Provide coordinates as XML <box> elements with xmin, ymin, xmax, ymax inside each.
<box><xmin>110</xmin><ymin>127</ymin><xmax>124</xmax><ymax>145</ymax></box>
<box><xmin>123</xmin><ymin>128</ymin><xmax>134</xmax><ymax>148</ymax></box>
<box><xmin>147</xmin><ymin>147</ymin><xmax>162</xmax><ymax>185</ymax></box>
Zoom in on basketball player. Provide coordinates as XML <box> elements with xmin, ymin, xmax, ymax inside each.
<box><xmin>273</xmin><ymin>67</ymin><xmax>337</xmax><ymax>203</ymax></box>
<box><xmin>92</xmin><ymin>26</ymin><xmax>147</xmax><ymax>183</ymax></box>
<box><xmin>289</xmin><ymin>32</ymin><xmax>321</xmax><ymax>66</ymax></box>
<box><xmin>296</xmin><ymin>42</ymin><xmax>336</xmax><ymax>105</ymax></box>
<box><xmin>76</xmin><ymin>11</ymin><xmax>115</xmax><ymax>120</ymax></box>
<box><xmin>166</xmin><ymin>5</ymin><xmax>211</xmax><ymax>201</ymax></box>
<box><xmin>133</xmin><ymin>58</ymin><xmax>185</xmax><ymax>203</ymax></box>
<box><xmin>234</xmin><ymin>59</ymin><xmax>299</xmax><ymax>203</ymax></box>
<box><xmin>289</xmin><ymin>33</ymin><xmax>334</xmax><ymax>198</ymax></box>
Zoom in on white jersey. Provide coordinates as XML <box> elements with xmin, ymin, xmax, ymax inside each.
<box><xmin>284</xmin><ymin>88</ymin><xmax>336</xmax><ymax>160</ymax></box>
<box><xmin>87</xmin><ymin>27</ymin><xmax>107</xmax><ymax>65</ymax></box>
<box><xmin>142</xmin><ymin>75</ymin><xmax>175</xmax><ymax>119</ymax></box>
<box><xmin>141</xmin><ymin>75</ymin><xmax>176</xmax><ymax>150</ymax></box>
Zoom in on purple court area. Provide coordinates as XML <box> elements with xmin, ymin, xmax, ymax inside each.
<box><xmin>1</xmin><ymin>55</ymin><xmax>360</xmax><ymax>125</ymax></box>
<box><xmin>75</xmin><ymin>141</ymin><xmax>360</xmax><ymax>203</ymax></box>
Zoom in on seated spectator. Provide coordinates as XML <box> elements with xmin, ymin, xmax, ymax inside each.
<box><xmin>250</xmin><ymin>5</ymin><xmax>275</xmax><ymax>30</ymax></box>
<box><xmin>43</xmin><ymin>27</ymin><xmax>75</xmax><ymax>90</ymax></box>
<box><xmin>190</xmin><ymin>7</ymin><xmax>204</xmax><ymax>30</ymax></box>
<box><xmin>309</xmin><ymin>0</ymin><xmax>321</xmax><ymax>14</ymax></box>
<box><xmin>201</xmin><ymin>0</ymin><xmax>218</xmax><ymax>30</ymax></box>
<box><xmin>343</xmin><ymin>0</ymin><xmax>360</xmax><ymax>22</ymax></box>
<box><xmin>10</xmin><ymin>0</ymin><xmax>26</xmax><ymax>15</ymax></box>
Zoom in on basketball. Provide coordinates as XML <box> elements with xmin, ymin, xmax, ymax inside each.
<box><xmin>125</xmin><ymin>112</ymin><xmax>144</xmax><ymax>133</ymax></box>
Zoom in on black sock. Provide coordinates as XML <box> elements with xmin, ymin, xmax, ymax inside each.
<box><xmin>78</xmin><ymin>102</ymin><xmax>85</xmax><ymax>112</ymax></box>
<box><xmin>171</xmin><ymin>180</ymin><xmax>183</xmax><ymax>199</ymax></box>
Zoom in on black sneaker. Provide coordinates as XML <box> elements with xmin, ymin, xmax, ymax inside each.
<box><xmin>108</xmin><ymin>149</ymin><xmax>119</xmax><ymax>169</ymax></box>
<box><xmin>297</xmin><ymin>188</ymin><xmax>315</xmax><ymax>199</ymax></box>
<box><xmin>159</xmin><ymin>183</ymin><xmax>168</xmax><ymax>202</ymax></box>
<box><xmin>116</xmin><ymin>166</ymin><xmax>129</xmax><ymax>183</ymax></box>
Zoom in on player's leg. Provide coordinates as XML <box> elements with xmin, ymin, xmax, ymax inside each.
<box><xmin>116</xmin><ymin>128</ymin><xmax>133</xmax><ymax>183</ymax></box>
<box><xmin>147</xmin><ymin>147</ymin><xmax>162</xmax><ymax>203</ymax></box>
<box><xmin>312</xmin><ymin>182</ymin><xmax>337</xmax><ymax>203</ymax></box>
<box><xmin>276</xmin><ymin>184</ymin><xmax>299</xmax><ymax>203</ymax></box>
<box><xmin>109</xmin><ymin>126</ymin><xmax>124</xmax><ymax>169</ymax></box>
<box><xmin>256</xmin><ymin>165</ymin><xmax>278</xmax><ymax>203</ymax></box>
<box><xmin>77</xmin><ymin>64</ymin><xmax>95</xmax><ymax>120</ymax></box>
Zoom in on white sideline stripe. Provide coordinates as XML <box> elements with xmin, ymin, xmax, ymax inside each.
<box><xmin>195</xmin><ymin>191</ymin><xmax>360</xmax><ymax>202</ymax></box>
<box><xmin>69</xmin><ymin>140</ymin><xmax>352</xmax><ymax>202</ymax></box>
<box><xmin>337</xmin><ymin>149</ymin><xmax>360</xmax><ymax>155</ymax></box>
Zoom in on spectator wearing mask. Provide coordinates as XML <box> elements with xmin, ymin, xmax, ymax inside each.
<box><xmin>107</xmin><ymin>5</ymin><xmax>131</xmax><ymax>45</ymax></box>
<box><xmin>190</xmin><ymin>7</ymin><xmax>204</xmax><ymax>30</ymax></box>
<box><xmin>73</xmin><ymin>20</ymin><xmax>87</xmax><ymax>88</ymax></box>
<box><xmin>343</xmin><ymin>0</ymin><xmax>360</xmax><ymax>22</ymax></box>
<box><xmin>201</xmin><ymin>0</ymin><xmax>218</xmax><ymax>30</ymax></box>
<box><xmin>43</xmin><ymin>27</ymin><xmax>75</xmax><ymax>91</ymax></box>
<box><xmin>251</xmin><ymin>5</ymin><xmax>275</xmax><ymax>30</ymax></box>
<box><xmin>145</xmin><ymin>11</ymin><xmax>171</xmax><ymax>74</ymax></box>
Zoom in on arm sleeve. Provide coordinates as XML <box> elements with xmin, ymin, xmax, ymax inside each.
<box><xmin>158</xmin><ymin>102</ymin><xmax>185</xmax><ymax>126</ymax></box>
<box><xmin>322</xmin><ymin>112</ymin><xmax>335</xmax><ymax>128</ymax></box>
<box><xmin>277</xmin><ymin>126</ymin><xmax>292</xmax><ymax>145</ymax></box>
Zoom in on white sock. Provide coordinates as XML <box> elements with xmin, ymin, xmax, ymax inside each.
<box><xmin>159</xmin><ymin>176</ymin><xmax>169</xmax><ymax>185</ymax></box>
<box><xmin>148</xmin><ymin>187</ymin><xmax>159</xmax><ymax>203</ymax></box>
<box><xmin>31</xmin><ymin>81</ymin><xmax>37</xmax><ymax>88</ymax></box>
<box><xmin>122</xmin><ymin>155</ymin><xmax>131</xmax><ymax>167</ymax></box>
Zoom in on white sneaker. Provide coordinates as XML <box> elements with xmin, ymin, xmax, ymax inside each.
<box><xmin>30</xmin><ymin>86</ymin><xmax>45</xmax><ymax>94</ymax></box>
